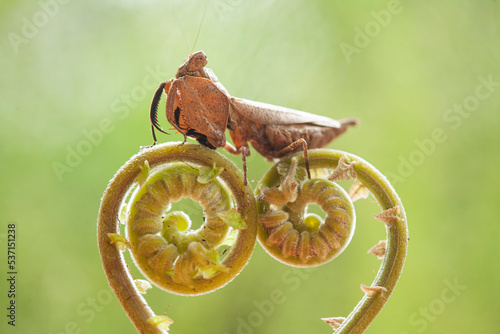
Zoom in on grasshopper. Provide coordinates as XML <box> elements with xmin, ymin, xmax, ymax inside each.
<box><xmin>148</xmin><ymin>51</ymin><xmax>358</xmax><ymax>183</ymax></box>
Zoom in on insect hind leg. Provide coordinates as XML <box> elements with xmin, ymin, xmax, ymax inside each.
<box><xmin>241</xmin><ymin>146</ymin><xmax>250</xmax><ymax>186</ymax></box>
<box><xmin>276</xmin><ymin>138</ymin><xmax>311</xmax><ymax>179</ymax></box>
<box><xmin>223</xmin><ymin>142</ymin><xmax>250</xmax><ymax>186</ymax></box>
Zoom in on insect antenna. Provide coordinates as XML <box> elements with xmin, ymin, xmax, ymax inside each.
<box><xmin>149</xmin><ymin>82</ymin><xmax>170</xmax><ymax>144</ymax></box>
<box><xmin>172</xmin><ymin>12</ymin><xmax>190</xmax><ymax>55</ymax></box>
<box><xmin>190</xmin><ymin>0</ymin><xmax>209</xmax><ymax>54</ymax></box>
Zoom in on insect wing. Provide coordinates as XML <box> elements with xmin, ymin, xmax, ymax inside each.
<box><xmin>166</xmin><ymin>76</ymin><xmax>230</xmax><ymax>146</ymax></box>
<box><xmin>230</xmin><ymin>97</ymin><xmax>341</xmax><ymax>128</ymax></box>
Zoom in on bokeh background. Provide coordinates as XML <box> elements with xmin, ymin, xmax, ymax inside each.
<box><xmin>1</xmin><ymin>0</ymin><xmax>499</xmax><ymax>333</ymax></box>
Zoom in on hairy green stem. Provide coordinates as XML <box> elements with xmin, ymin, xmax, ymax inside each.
<box><xmin>257</xmin><ymin>149</ymin><xmax>408</xmax><ymax>333</ymax></box>
<box><xmin>97</xmin><ymin>142</ymin><xmax>257</xmax><ymax>333</ymax></box>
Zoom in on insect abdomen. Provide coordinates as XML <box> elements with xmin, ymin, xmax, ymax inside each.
<box><xmin>247</xmin><ymin>119</ymin><xmax>357</xmax><ymax>160</ymax></box>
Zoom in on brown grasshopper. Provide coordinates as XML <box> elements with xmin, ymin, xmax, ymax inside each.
<box><xmin>148</xmin><ymin>51</ymin><xmax>357</xmax><ymax>183</ymax></box>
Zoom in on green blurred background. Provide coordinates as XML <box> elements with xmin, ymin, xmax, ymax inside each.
<box><xmin>1</xmin><ymin>0</ymin><xmax>499</xmax><ymax>333</ymax></box>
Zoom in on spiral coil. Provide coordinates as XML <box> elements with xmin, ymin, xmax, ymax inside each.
<box><xmin>257</xmin><ymin>159</ymin><xmax>355</xmax><ymax>267</ymax></box>
<box><xmin>98</xmin><ymin>144</ymin><xmax>408</xmax><ymax>334</ymax></box>
<box><xmin>127</xmin><ymin>164</ymin><xmax>237</xmax><ymax>291</ymax></box>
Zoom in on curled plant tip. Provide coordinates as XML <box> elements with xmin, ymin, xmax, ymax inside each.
<box><xmin>135</xmin><ymin>279</ymin><xmax>153</xmax><ymax>294</ymax></box>
<box><xmin>136</xmin><ymin>160</ymin><xmax>151</xmax><ymax>187</ymax></box>
<box><xmin>328</xmin><ymin>154</ymin><xmax>356</xmax><ymax>182</ymax></box>
<box><xmin>256</xmin><ymin>173</ymin><xmax>356</xmax><ymax>267</ymax></box>
<box><xmin>196</xmin><ymin>163</ymin><xmax>224</xmax><ymax>184</ymax></box>
<box><xmin>254</xmin><ymin>149</ymin><xmax>408</xmax><ymax>333</ymax></box>
<box><xmin>348</xmin><ymin>179</ymin><xmax>370</xmax><ymax>202</ymax></box>
<box><xmin>374</xmin><ymin>205</ymin><xmax>404</xmax><ymax>227</ymax></box>
<box><xmin>107</xmin><ymin>233</ymin><xmax>131</xmax><ymax>251</ymax></box>
<box><xmin>162</xmin><ymin>211</ymin><xmax>190</xmax><ymax>233</ymax></box>
<box><xmin>99</xmin><ymin>145</ymin><xmax>407</xmax><ymax>333</ymax></box>
<box><xmin>368</xmin><ymin>240</ymin><xmax>387</xmax><ymax>259</ymax></box>
<box><xmin>126</xmin><ymin>162</ymin><xmax>256</xmax><ymax>295</ymax></box>
<box><xmin>360</xmin><ymin>284</ymin><xmax>388</xmax><ymax>297</ymax></box>
<box><xmin>321</xmin><ymin>317</ymin><xmax>346</xmax><ymax>330</ymax></box>
<box><xmin>217</xmin><ymin>208</ymin><xmax>247</xmax><ymax>230</ymax></box>
<box><xmin>98</xmin><ymin>143</ymin><xmax>258</xmax><ymax>332</ymax></box>
<box><xmin>147</xmin><ymin>315</ymin><xmax>173</xmax><ymax>331</ymax></box>
<box><xmin>304</xmin><ymin>213</ymin><xmax>322</xmax><ymax>231</ymax></box>
<box><xmin>98</xmin><ymin>143</ymin><xmax>258</xmax><ymax>334</ymax></box>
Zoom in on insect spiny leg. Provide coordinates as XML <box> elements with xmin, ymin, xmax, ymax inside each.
<box><xmin>241</xmin><ymin>146</ymin><xmax>250</xmax><ymax>186</ymax></box>
<box><xmin>300</xmin><ymin>139</ymin><xmax>311</xmax><ymax>180</ymax></box>
<box><xmin>149</xmin><ymin>81</ymin><xmax>170</xmax><ymax>139</ymax></box>
<box><xmin>276</xmin><ymin>138</ymin><xmax>311</xmax><ymax>179</ymax></box>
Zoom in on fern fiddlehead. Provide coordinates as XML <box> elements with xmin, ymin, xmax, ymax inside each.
<box><xmin>98</xmin><ymin>144</ymin><xmax>407</xmax><ymax>333</ymax></box>
<box><xmin>256</xmin><ymin>157</ymin><xmax>356</xmax><ymax>267</ymax></box>
<box><xmin>97</xmin><ymin>142</ymin><xmax>258</xmax><ymax>333</ymax></box>
<box><xmin>255</xmin><ymin>149</ymin><xmax>408</xmax><ymax>333</ymax></box>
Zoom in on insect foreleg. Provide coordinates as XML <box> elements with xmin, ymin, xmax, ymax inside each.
<box><xmin>149</xmin><ymin>81</ymin><xmax>171</xmax><ymax>145</ymax></box>
<box><xmin>276</xmin><ymin>138</ymin><xmax>311</xmax><ymax>179</ymax></box>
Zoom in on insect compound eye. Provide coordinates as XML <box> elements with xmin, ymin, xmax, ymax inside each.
<box><xmin>187</xmin><ymin>51</ymin><xmax>208</xmax><ymax>71</ymax></box>
<box><xmin>195</xmin><ymin>50</ymin><xmax>207</xmax><ymax>61</ymax></box>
